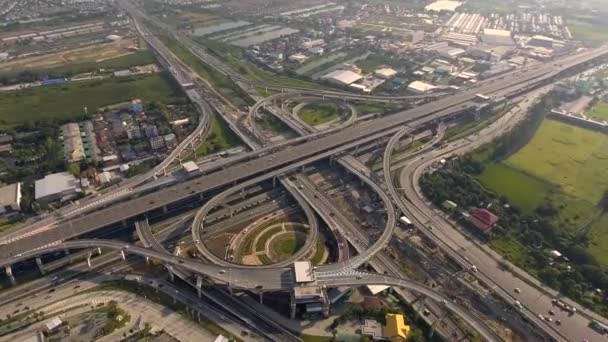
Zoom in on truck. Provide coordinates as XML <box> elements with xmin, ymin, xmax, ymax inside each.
<box><xmin>589</xmin><ymin>320</ymin><xmax>608</xmax><ymax>334</ymax></box>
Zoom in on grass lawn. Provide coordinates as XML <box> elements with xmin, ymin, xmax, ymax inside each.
<box><xmin>490</xmin><ymin>234</ymin><xmax>533</xmax><ymax>273</ymax></box>
<box><xmin>268</xmin><ymin>231</ymin><xmax>305</xmax><ymax>260</ymax></box>
<box><xmin>193</xmin><ymin>115</ymin><xmax>241</xmax><ymax>156</ymax></box>
<box><xmin>586</xmin><ymin>214</ymin><xmax>608</xmax><ymax>265</ymax></box>
<box><xmin>505</xmin><ymin>119</ymin><xmax>608</xmax><ymax>203</ymax></box>
<box><xmin>586</xmin><ymin>101</ymin><xmax>608</xmax><ymax>121</ymax></box>
<box><xmin>298</xmin><ymin>103</ymin><xmax>340</xmax><ymax>126</ymax></box>
<box><xmin>310</xmin><ymin>237</ymin><xmax>327</xmax><ymax>265</ymax></box>
<box><xmin>0</xmin><ymin>73</ymin><xmax>183</xmax><ymax>127</ymax></box>
<box><xmin>477</xmin><ymin>163</ymin><xmax>553</xmax><ymax>213</ymax></box>
<box><xmin>568</xmin><ymin>19</ymin><xmax>608</xmax><ymax>46</ymax></box>
<box><xmin>254</xmin><ymin>226</ymin><xmax>282</xmax><ymax>252</ymax></box>
<box><xmin>256</xmin><ymin>113</ymin><xmax>289</xmax><ymax>134</ymax></box>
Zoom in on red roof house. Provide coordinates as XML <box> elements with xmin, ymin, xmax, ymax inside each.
<box><xmin>467</xmin><ymin>208</ymin><xmax>499</xmax><ymax>232</ymax></box>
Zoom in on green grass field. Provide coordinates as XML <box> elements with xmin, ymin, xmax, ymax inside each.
<box><xmin>298</xmin><ymin>103</ymin><xmax>340</xmax><ymax>126</ymax></box>
<box><xmin>568</xmin><ymin>19</ymin><xmax>608</xmax><ymax>46</ymax></box>
<box><xmin>193</xmin><ymin>115</ymin><xmax>241</xmax><ymax>156</ymax></box>
<box><xmin>0</xmin><ymin>50</ymin><xmax>156</xmax><ymax>79</ymax></box>
<box><xmin>477</xmin><ymin>163</ymin><xmax>552</xmax><ymax>213</ymax></box>
<box><xmin>505</xmin><ymin>119</ymin><xmax>608</xmax><ymax>203</ymax></box>
<box><xmin>269</xmin><ymin>231</ymin><xmax>305</xmax><ymax>261</ymax></box>
<box><xmin>0</xmin><ymin>73</ymin><xmax>183</xmax><ymax>127</ymax></box>
<box><xmin>477</xmin><ymin>119</ymin><xmax>608</xmax><ymax>263</ymax></box>
<box><xmin>586</xmin><ymin>101</ymin><xmax>608</xmax><ymax>121</ymax></box>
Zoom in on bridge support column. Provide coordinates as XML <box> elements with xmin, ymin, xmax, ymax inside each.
<box><xmin>322</xmin><ymin>288</ymin><xmax>330</xmax><ymax>318</ymax></box>
<box><xmin>196</xmin><ymin>275</ymin><xmax>203</xmax><ymax>299</ymax></box>
<box><xmin>229</xmin><ymin>207</ymin><xmax>234</xmax><ymax>218</ymax></box>
<box><xmin>5</xmin><ymin>265</ymin><xmax>15</xmax><ymax>286</ymax></box>
<box><xmin>240</xmin><ymin>188</ymin><xmax>245</xmax><ymax>199</ymax></box>
<box><xmin>122</xmin><ymin>220</ymin><xmax>128</xmax><ymax>228</ymax></box>
<box><xmin>97</xmin><ymin>247</ymin><xmax>102</xmax><ymax>255</ymax></box>
<box><xmin>290</xmin><ymin>291</ymin><xmax>296</xmax><ymax>319</ymax></box>
<box><xmin>163</xmin><ymin>205</ymin><xmax>169</xmax><ymax>214</ymax></box>
<box><xmin>258</xmin><ymin>291</ymin><xmax>263</xmax><ymax>304</ymax></box>
<box><xmin>173</xmin><ymin>246</ymin><xmax>181</xmax><ymax>256</ymax></box>
<box><xmin>145</xmin><ymin>256</ymin><xmax>151</xmax><ymax>265</ymax></box>
<box><xmin>199</xmin><ymin>193</ymin><xmax>205</xmax><ymax>201</ymax></box>
<box><xmin>167</xmin><ymin>266</ymin><xmax>175</xmax><ymax>282</ymax></box>
<box><xmin>86</xmin><ymin>252</ymin><xmax>92</xmax><ymax>269</ymax></box>
<box><xmin>35</xmin><ymin>257</ymin><xmax>45</xmax><ymax>275</ymax></box>
<box><xmin>120</xmin><ymin>250</ymin><xmax>126</xmax><ymax>261</ymax></box>
<box><xmin>272</xmin><ymin>176</ymin><xmax>277</xmax><ymax>188</ymax></box>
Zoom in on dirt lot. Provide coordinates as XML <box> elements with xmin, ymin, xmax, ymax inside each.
<box><xmin>0</xmin><ymin>38</ymin><xmax>139</xmax><ymax>73</ymax></box>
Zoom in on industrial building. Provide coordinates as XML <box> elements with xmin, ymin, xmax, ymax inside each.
<box><xmin>374</xmin><ymin>68</ymin><xmax>398</xmax><ymax>79</ymax></box>
<box><xmin>407</xmin><ymin>81</ymin><xmax>436</xmax><ymax>94</ymax></box>
<box><xmin>35</xmin><ymin>172</ymin><xmax>81</xmax><ymax>202</ymax></box>
<box><xmin>441</xmin><ymin>33</ymin><xmax>478</xmax><ymax>47</ymax></box>
<box><xmin>481</xmin><ymin>29</ymin><xmax>514</xmax><ymax>46</ymax></box>
<box><xmin>0</xmin><ymin>182</ymin><xmax>21</xmax><ymax>216</ymax></box>
<box><xmin>321</xmin><ymin>69</ymin><xmax>363</xmax><ymax>86</ymax></box>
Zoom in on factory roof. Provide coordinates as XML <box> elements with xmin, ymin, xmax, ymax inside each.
<box><xmin>483</xmin><ymin>28</ymin><xmax>512</xmax><ymax>37</ymax></box>
<box><xmin>321</xmin><ymin>69</ymin><xmax>363</xmax><ymax>85</ymax></box>
<box><xmin>374</xmin><ymin>67</ymin><xmax>398</xmax><ymax>79</ymax></box>
<box><xmin>407</xmin><ymin>80</ymin><xmax>436</xmax><ymax>93</ymax></box>
<box><xmin>35</xmin><ymin>172</ymin><xmax>80</xmax><ymax>200</ymax></box>
<box><xmin>0</xmin><ymin>183</ymin><xmax>20</xmax><ymax>209</ymax></box>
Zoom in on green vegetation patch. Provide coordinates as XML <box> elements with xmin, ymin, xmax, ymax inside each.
<box><xmin>254</xmin><ymin>226</ymin><xmax>282</xmax><ymax>252</ymax></box>
<box><xmin>505</xmin><ymin>119</ymin><xmax>608</xmax><ymax>203</ymax></box>
<box><xmin>268</xmin><ymin>231</ymin><xmax>305</xmax><ymax>261</ymax></box>
<box><xmin>568</xmin><ymin>19</ymin><xmax>608</xmax><ymax>47</ymax></box>
<box><xmin>586</xmin><ymin>101</ymin><xmax>608</xmax><ymax>121</ymax></box>
<box><xmin>0</xmin><ymin>73</ymin><xmax>183</xmax><ymax>127</ymax></box>
<box><xmin>192</xmin><ymin>115</ymin><xmax>241</xmax><ymax>157</ymax></box>
<box><xmin>298</xmin><ymin>103</ymin><xmax>340</xmax><ymax>126</ymax></box>
<box><xmin>477</xmin><ymin>163</ymin><xmax>553</xmax><ymax>213</ymax></box>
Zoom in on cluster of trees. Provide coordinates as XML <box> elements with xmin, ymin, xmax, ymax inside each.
<box><xmin>420</xmin><ymin>158</ymin><xmax>608</xmax><ymax>316</ymax></box>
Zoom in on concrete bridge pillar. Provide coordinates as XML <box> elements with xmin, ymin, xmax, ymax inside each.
<box><xmin>322</xmin><ymin>287</ymin><xmax>330</xmax><ymax>318</ymax></box>
<box><xmin>120</xmin><ymin>250</ymin><xmax>126</xmax><ymax>260</ymax></box>
<box><xmin>196</xmin><ymin>275</ymin><xmax>203</xmax><ymax>299</ymax></box>
<box><xmin>272</xmin><ymin>176</ymin><xmax>277</xmax><ymax>188</ymax></box>
<box><xmin>258</xmin><ymin>291</ymin><xmax>264</xmax><ymax>304</ymax></box>
<box><xmin>168</xmin><ymin>266</ymin><xmax>175</xmax><ymax>282</ymax></box>
<box><xmin>229</xmin><ymin>207</ymin><xmax>234</xmax><ymax>218</ymax></box>
<box><xmin>145</xmin><ymin>256</ymin><xmax>151</xmax><ymax>265</ymax></box>
<box><xmin>97</xmin><ymin>247</ymin><xmax>102</xmax><ymax>255</ymax></box>
<box><xmin>163</xmin><ymin>205</ymin><xmax>169</xmax><ymax>214</ymax></box>
<box><xmin>35</xmin><ymin>257</ymin><xmax>45</xmax><ymax>275</ymax></box>
<box><xmin>122</xmin><ymin>220</ymin><xmax>128</xmax><ymax>228</ymax></box>
<box><xmin>5</xmin><ymin>265</ymin><xmax>15</xmax><ymax>286</ymax></box>
<box><xmin>240</xmin><ymin>188</ymin><xmax>245</xmax><ymax>199</ymax></box>
<box><xmin>86</xmin><ymin>252</ymin><xmax>93</xmax><ymax>269</ymax></box>
<box><xmin>290</xmin><ymin>291</ymin><xmax>296</xmax><ymax>319</ymax></box>
<box><xmin>199</xmin><ymin>192</ymin><xmax>205</xmax><ymax>201</ymax></box>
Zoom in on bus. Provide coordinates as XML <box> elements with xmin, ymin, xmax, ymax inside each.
<box><xmin>400</xmin><ymin>216</ymin><xmax>413</xmax><ymax>226</ymax></box>
<box><xmin>589</xmin><ymin>320</ymin><xmax>608</xmax><ymax>334</ymax></box>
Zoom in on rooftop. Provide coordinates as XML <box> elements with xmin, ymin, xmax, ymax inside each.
<box><xmin>0</xmin><ymin>183</ymin><xmax>20</xmax><ymax>209</ymax></box>
<box><xmin>321</xmin><ymin>69</ymin><xmax>363</xmax><ymax>85</ymax></box>
<box><xmin>294</xmin><ymin>261</ymin><xmax>314</xmax><ymax>283</ymax></box>
<box><xmin>35</xmin><ymin>172</ymin><xmax>80</xmax><ymax>200</ymax></box>
<box><xmin>384</xmin><ymin>313</ymin><xmax>411</xmax><ymax>341</ymax></box>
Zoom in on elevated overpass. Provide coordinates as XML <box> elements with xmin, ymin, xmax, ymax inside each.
<box><xmin>1</xmin><ymin>46</ymin><xmax>606</xmax><ymax>260</ymax></box>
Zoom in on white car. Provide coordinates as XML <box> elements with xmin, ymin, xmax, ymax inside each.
<box><xmin>514</xmin><ymin>287</ymin><xmax>521</xmax><ymax>294</ymax></box>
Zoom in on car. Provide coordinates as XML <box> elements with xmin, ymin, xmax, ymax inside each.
<box><xmin>556</xmin><ymin>320</ymin><xmax>561</xmax><ymax>325</ymax></box>
<box><xmin>548</xmin><ymin>309</ymin><xmax>555</xmax><ymax>315</ymax></box>
<box><xmin>514</xmin><ymin>300</ymin><xmax>522</xmax><ymax>308</ymax></box>
<box><xmin>514</xmin><ymin>287</ymin><xmax>521</xmax><ymax>294</ymax></box>
<box><xmin>219</xmin><ymin>269</ymin><xmax>226</xmax><ymax>274</ymax></box>
<box><xmin>537</xmin><ymin>314</ymin><xmax>543</xmax><ymax>319</ymax></box>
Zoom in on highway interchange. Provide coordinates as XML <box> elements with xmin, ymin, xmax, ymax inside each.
<box><xmin>1</xmin><ymin>5</ymin><xmax>608</xmax><ymax>341</ymax></box>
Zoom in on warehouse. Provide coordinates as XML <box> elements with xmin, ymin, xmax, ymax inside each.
<box><xmin>321</xmin><ymin>70</ymin><xmax>363</xmax><ymax>86</ymax></box>
<box><xmin>407</xmin><ymin>81</ymin><xmax>436</xmax><ymax>94</ymax></box>
<box><xmin>481</xmin><ymin>29</ymin><xmax>514</xmax><ymax>46</ymax></box>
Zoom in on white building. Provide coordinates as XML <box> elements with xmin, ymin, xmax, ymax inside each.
<box><xmin>35</xmin><ymin>172</ymin><xmax>81</xmax><ymax>202</ymax></box>
<box><xmin>407</xmin><ymin>81</ymin><xmax>436</xmax><ymax>94</ymax></box>
<box><xmin>481</xmin><ymin>29</ymin><xmax>514</xmax><ymax>46</ymax></box>
<box><xmin>374</xmin><ymin>68</ymin><xmax>398</xmax><ymax>79</ymax></box>
<box><xmin>0</xmin><ymin>183</ymin><xmax>21</xmax><ymax>215</ymax></box>
<box><xmin>321</xmin><ymin>70</ymin><xmax>362</xmax><ymax>86</ymax></box>
<box><xmin>288</xmin><ymin>53</ymin><xmax>308</xmax><ymax>64</ymax></box>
